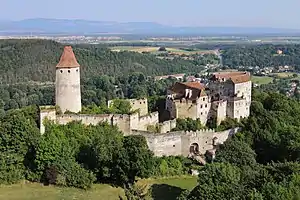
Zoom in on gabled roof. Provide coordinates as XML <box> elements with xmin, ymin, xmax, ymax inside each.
<box><xmin>182</xmin><ymin>82</ymin><xmax>206</xmax><ymax>90</ymax></box>
<box><xmin>169</xmin><ymin>82</ymin><xmax>207</xmax><ymax>100</ymax></box>
<box><xmin>230</xmin><ymin>73</ymin><xmax>251</xmax><ymax>84</ymax></box>
<box><xmin>56</xmin><ymin>46</ymin><xmax>80</xmax><ymax>68</ymax></box>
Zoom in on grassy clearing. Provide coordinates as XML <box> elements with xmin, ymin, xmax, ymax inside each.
<box><xmin>0</xmin><ymin>183</ymin><xmax>125</xmax><ymax>200</ymax></box>
<box><xmin>138</xmin><ymin>176</ymin><xmax>198</xmax><ymax>200</ymax></box>
<box><xmin>251</xmin><ymin>76</ymin><xmax>274</xmax><ymax>85</ymax></box>
<box><xmin>270</xmin><ymin>72</ymin><xmax>296</xmax><ymax>78</ymax></box>
<box><xmin>0</xmin><ymin>177</ymin><xmax>198</xmax><ymax>200</ymax></box>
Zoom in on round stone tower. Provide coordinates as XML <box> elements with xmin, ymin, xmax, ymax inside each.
<box><xmin>55</xmin><ymin>46</ymin><xmax>81</xmax><ymax>113</ymax></box>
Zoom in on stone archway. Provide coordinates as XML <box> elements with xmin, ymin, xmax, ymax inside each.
<box><xmin>189</xmin><ymin>143</ymin><xmax>200</xmax><ymax>155</ymax></box>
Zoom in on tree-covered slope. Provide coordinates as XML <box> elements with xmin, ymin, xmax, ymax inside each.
<box><xmin>222</xmin><ymin>44</ymin><xmax>300</xmax><ymax>68</ymax></box>
<box><xmin>0</xmin><ymin>39</ymin><xmax>205</xmax><ymax>84</ymax></box>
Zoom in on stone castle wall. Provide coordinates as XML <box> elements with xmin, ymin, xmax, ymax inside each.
<box><xmin>159</xmin><ymin>119</ymin><xmax>177</xmax><ymax>133</ymax></box>
<box><xmin>40</xmin><ymin>107</ymin><xmax>160</xmax><ymax>135</ymax></box>
<box><xmin>132</xmin><ymin>127</ymin><xmax>240</xmax><ymax>157</ymax></box>
<box><xmin>108</xmin><ymin>98</ymin><xmax>149</xmax><ymax>117</ymax></box>
<box><xmin>40</xmin><ymin>107</ymin><xmax>57</xmax><ymax>135</ymax></box>
<box><xmin>174</xmin><ymin>99</ymin><xmax>197</xmax><ymax>120</ymax></box>
<box><xmin>131</xmin><ymin>112</ymin><xmax>159</xmax><ymax>131</ymax></box>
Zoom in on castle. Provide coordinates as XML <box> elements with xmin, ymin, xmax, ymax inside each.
<box><xmin>40</xmin><ymin>46</ymin><xmax>251</xmax><ymax>159</ymax></box>
<box><xmin>166</xmin><ymin>71</ymin><xmax>251</xmax><ymax>125</ymax></box>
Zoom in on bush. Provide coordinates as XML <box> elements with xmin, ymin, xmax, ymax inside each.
<box><xmin>0</xmin><ymin>152</ymin><xmax>24</xmax><ymax>184</ymax></box>
<box><xmin>64</xmin><ymin>162</ymin><xmax>96</xmax><ymax>189</ymax></box>
<box><xmin>45</xmin><ymin>165</ymin><xmax>58</xmax><ymax>185</ymax></box>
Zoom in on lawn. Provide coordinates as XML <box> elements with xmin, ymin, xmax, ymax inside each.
<box><xmin>110</xmin><ymin>46</ymin><xmax>213</xmax><ymax>55</ymax></box>
<box><xmin>0</xmin><ymin>183</ymin><xmax>125</xmax><ymax>200</ymax></box>
<box><xmin>251</xmin><ymin>76</ymin><xmax>274</xmax><ymax>85</ymax></box>
<box><xmin>0</xmin><ymin>177</ymin><xmax>198</xmax><ymax>200</ymax></box>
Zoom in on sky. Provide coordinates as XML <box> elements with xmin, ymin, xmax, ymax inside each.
<box><xmin>2</xmin><ymin>0</ymin><xmax>300</xmax><ymax>28</ymax></box>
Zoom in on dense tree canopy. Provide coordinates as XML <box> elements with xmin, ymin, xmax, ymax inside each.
<box><xmin>222</xmin><ymin>44</ymin><xmax>300</xmax><ymax>68</ymax></box>
<box><xmin>0</xmin><ymin>39</ymin><xmax>211</xmax><ymax>84</ymax></box>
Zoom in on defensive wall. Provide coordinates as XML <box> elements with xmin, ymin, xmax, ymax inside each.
<box><xmin>40</xmin><ymin>107</ymin><xmax>175</xmax><ymax>135</ymax></box>
<box><xmin>131</xmin><ymin>127</ymin><xmax>240</xmax><ymax>157</ymax></box>
<box><xmin>108</xmin><ymin>98</ymin><xmax>149</xmax><ymax>117</ymax></box>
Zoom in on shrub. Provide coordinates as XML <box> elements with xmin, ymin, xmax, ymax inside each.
<box><xmin>45</xmin><ymin>165</ymin><xmax>58</xmax><ymax>185</ymax></box>
<box><xmin>0</xmin><ymin>152</ymin><xmax>24</xmax><ymax>184</ymax></box>
<box><xmin>56</xmin><ymin>174</ymin><xmax>67</xmax><ymax>187</ymax></box>
<box><xmin>64</xmin><ymin>162</ymin><xmax>96</xmax><ymax>189</ymax></box>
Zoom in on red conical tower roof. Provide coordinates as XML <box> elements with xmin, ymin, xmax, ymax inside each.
<box><xmin>56</xmin><ymin>46</ymin><xmax>80</xmax><ymax>68</ymax></box>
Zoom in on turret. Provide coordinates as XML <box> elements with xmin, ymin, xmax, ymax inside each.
<box><xmin>55</xmin><ymin>46</ymin><xmax>81</xmax><ymax>113</ymax></box>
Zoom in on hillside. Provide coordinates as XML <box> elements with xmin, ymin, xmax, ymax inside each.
<box><xmin>222</xmin><ymin>44</ymin><xmax>300</xmax><ymax>68</ymax></box>
<box><xmin>0</xmin><ymin>39</ymin><xmax>204</xmax><ymax>84</ymax></box>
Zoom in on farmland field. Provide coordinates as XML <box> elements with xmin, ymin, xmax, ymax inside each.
<box><xmin>0</xmin><ymin>176</ymin><xmax>198</xmax><ymax>200</ymax></box>
<box><xmin>270</xmin><ymin>72</ymin><xmax>296</xmax><ymax>78</ymax></box>
<box><xmin>110</xmin><ymin>46</ymin><xmax>215</xmax><ymax>55</ymax></box>
<box><xmin>251</xmin><ymin>76</ymin><xmax>274</xmax><ymax>85</ymax></box>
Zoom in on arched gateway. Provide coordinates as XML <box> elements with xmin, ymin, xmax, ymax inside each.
<box><xmin>189</xmin><ymin>143</ymin><xmax>200</xmax><ymax>155</ymax></box>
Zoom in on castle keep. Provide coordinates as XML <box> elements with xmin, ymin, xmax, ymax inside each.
<box><xmin>40</xmin><ymin>46</ymin><xmax>251</xmax><ymax>159</ymax></box>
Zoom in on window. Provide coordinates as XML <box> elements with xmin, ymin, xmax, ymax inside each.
<box><xmin>203</xmin><ymin>98</ymin><xmax>205</xmax><ymax>101</ymax></box>
<box><xmin>68</xmin><ymin>70</ymin><xmax>70</xmax><ymax>73</ymax></box>
<box><xmin>205</xmin><ymin>104</ymin><xmax>207</xmax><ymax>108</ymax></box>
<box><xmin>200</xmin><ymin>105</ymin><xmax>203</xmax><ymax>108</ymax></box>
<box><xmin>201</xmin><ymin>112</ymin><xmax>203</xmax><ymax>115</ymax></box>
<box><xmin>76</xmin><ymin>69</ymin><xmax>79</xmax><ymax>72</ymax></box>
<box><xmin>173</xmin><ymin>145</ymin><xmax>175</xmax><ymax>147</ymax></box>
<box><xmin>60</xmin><ymin>70</ymin><xmax>63</xmax><ymax>73</ymax></box>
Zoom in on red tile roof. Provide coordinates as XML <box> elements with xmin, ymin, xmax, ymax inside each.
<box><xmin>211</xmin><ymin>71</ymin><xmax>250</xmax><ymax>84</ymax></box>
<box><xmin>56</xmin><ymin>46</ymin><xmax>80</xmax><ymax>68</ymax></box>
<box><xmin>169</xmin><ymin>82</ymin><xmax>206</xmax><ymax>99</ymax></box>
<box><xmin>182</xmin><ymin>82</ymin><xmax>206</xmax><ymax>90</ymax></box>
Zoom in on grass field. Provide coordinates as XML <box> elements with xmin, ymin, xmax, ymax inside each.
<box><xmin>270</xmin><ymin>72</ymin><xmax>296</xmax><ymax>78</ymax></box>
<box><xmin>251</xmin><ymin>76</ymin><xmax>274</xmax><ymax>85</ymax></box>
<box><xmin>0</xmin><ymin>177</ymin><xmax>198</xmax><ymax>200</ymax></box>
<box><xmin>110</xmin><ymin>46</ymin><xmax>214</xmax><ymax>55</ymax></box>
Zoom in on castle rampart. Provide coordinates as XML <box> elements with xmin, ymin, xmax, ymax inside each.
<box><xmin>131</xmin><ymin>127</ymin><xmax>240</xmax><ymax>157</ymax></box>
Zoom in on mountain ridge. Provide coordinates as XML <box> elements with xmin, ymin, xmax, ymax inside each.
<box><xmin>1</xmin><ymin>18</ymin><xmax>300</xmax><ymax>35</ymax></box>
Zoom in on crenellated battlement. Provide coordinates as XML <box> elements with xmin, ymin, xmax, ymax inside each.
<box><xmin>184</xmin><ymin>129</ymin><xmax>215</xmax><ymax>136</ymax></box>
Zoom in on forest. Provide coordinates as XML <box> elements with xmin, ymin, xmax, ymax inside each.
<box><xmin>222</xmin><ymin>44</ymin><xmax>300</xmax><ymax>68</ymax></box>
<box><xmin>0</xmin><ymin>39</ymin><xmax>214</xmax><ymax>84</ymax></box>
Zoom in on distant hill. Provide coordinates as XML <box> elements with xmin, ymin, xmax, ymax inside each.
<box><xmin>0</xmin><ymin>39</ymin><xmax>205</xmax><ymax>84</ymax></box>
<box><xmin>0</xmin><ymin>18</ymin><xmax>300</xmax><ymax>36</ymax></box>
